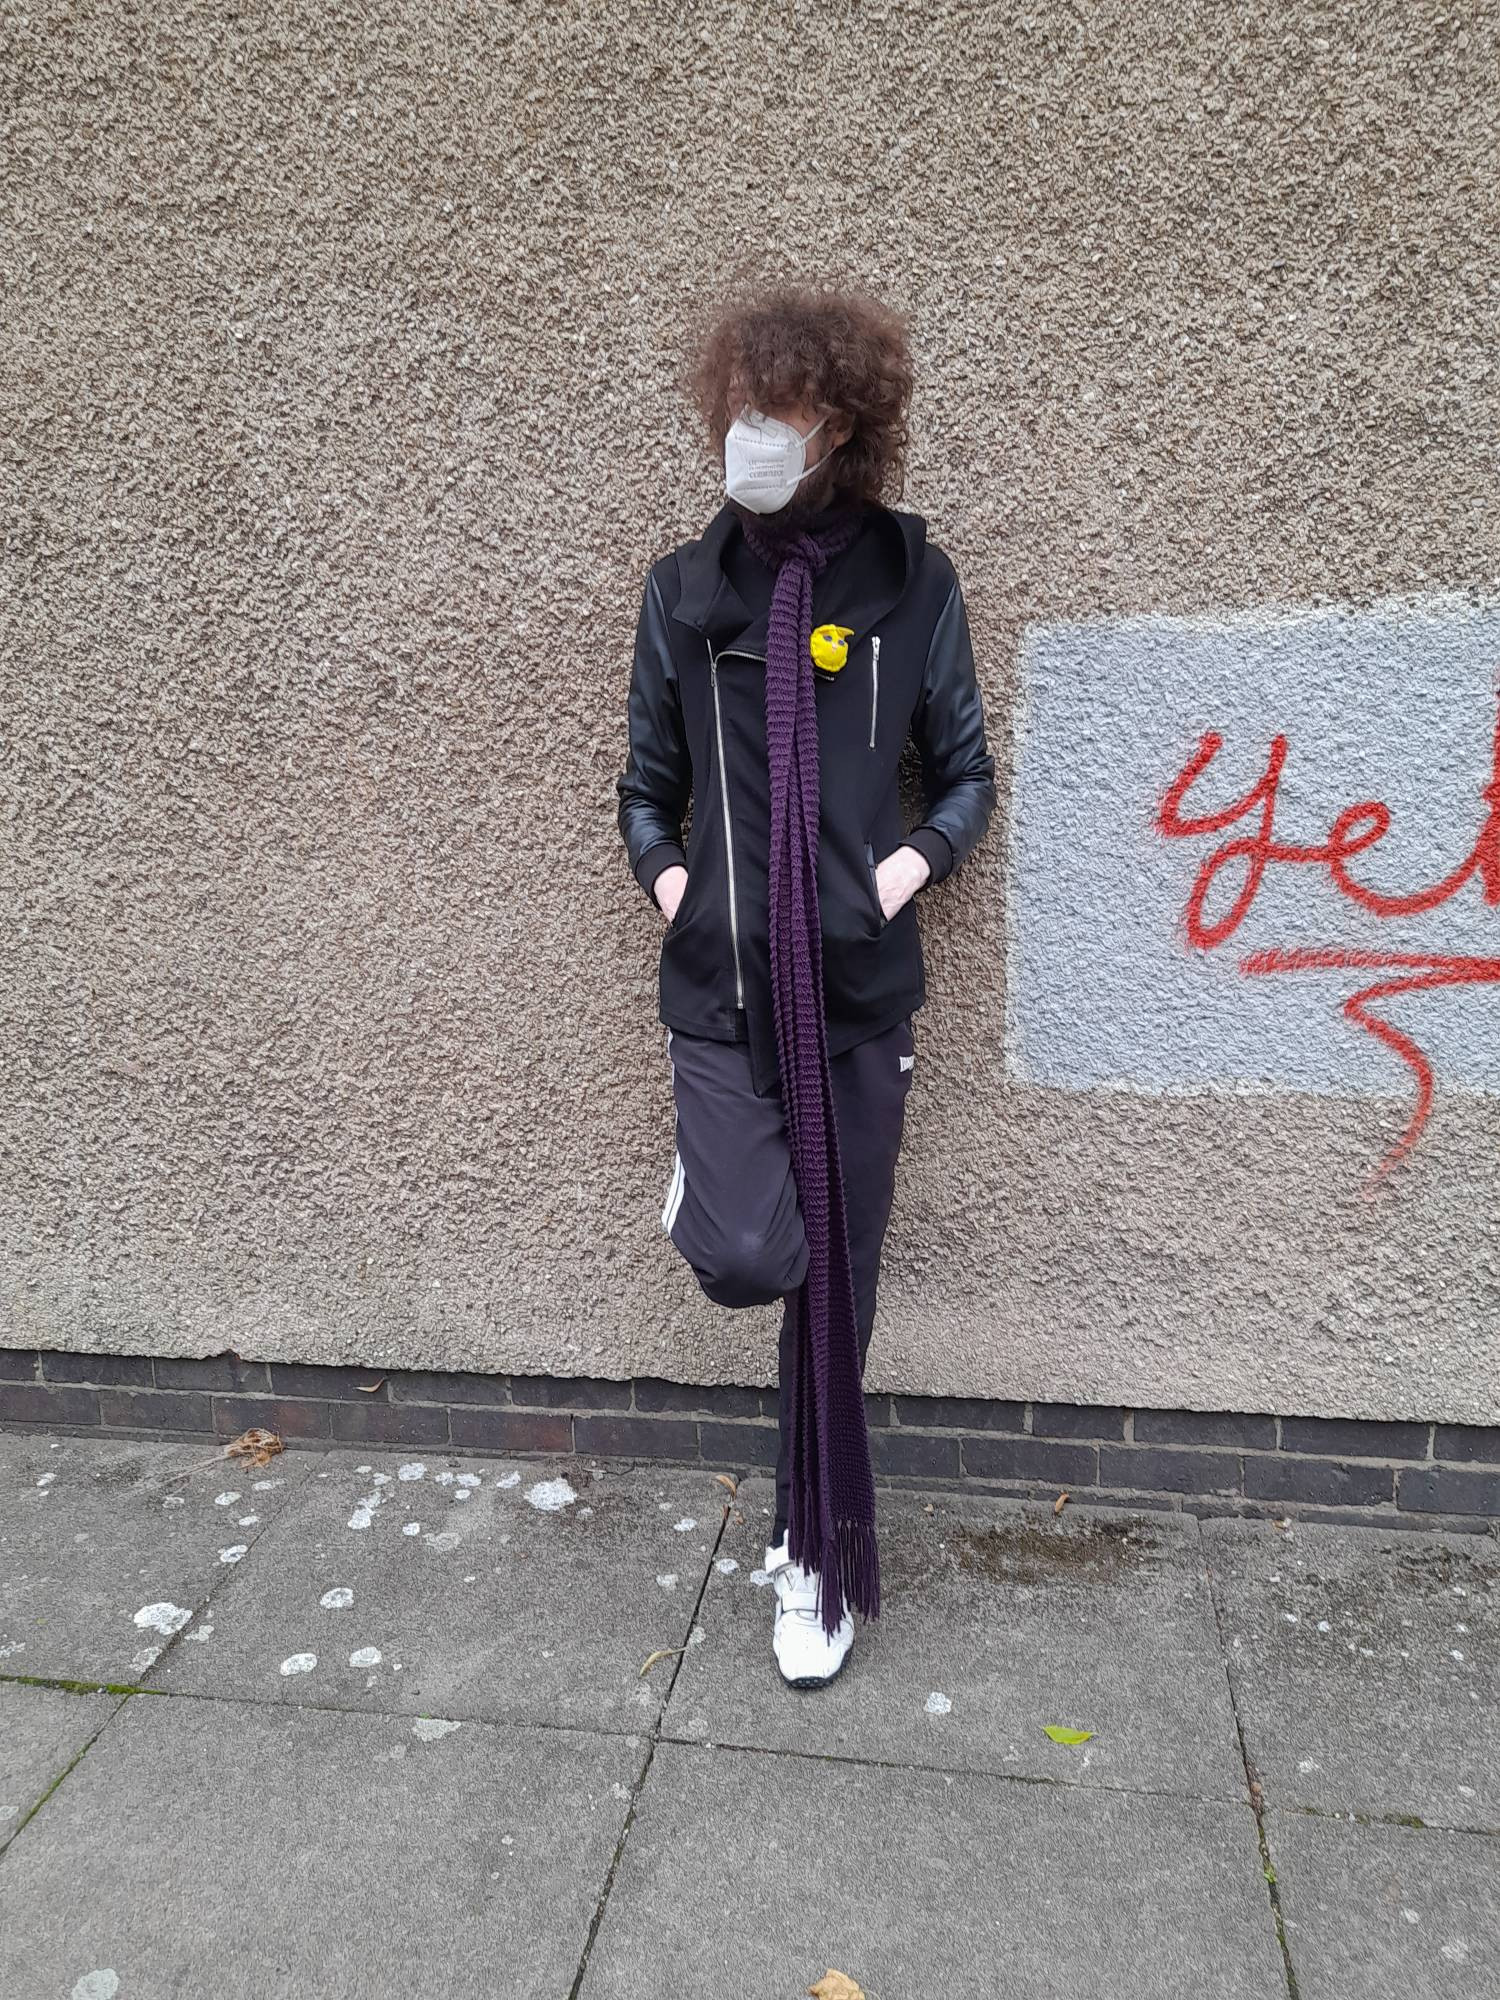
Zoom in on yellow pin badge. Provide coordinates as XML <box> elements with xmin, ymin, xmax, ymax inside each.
<box><xmin>810</xmin><ymin>624</ymin><xmax>855</xmax><ymax>677</ymax></box>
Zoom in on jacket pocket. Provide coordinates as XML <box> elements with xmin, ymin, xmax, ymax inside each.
<box><xmin>864</xmin><ymin>841</ymin><xmax>888</xmax><ymax>931</ymax></box>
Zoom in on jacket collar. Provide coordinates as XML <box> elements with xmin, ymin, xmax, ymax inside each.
<box><xmin>671</xmin><ymin>501</ymin><xmax>927</xmax><ymax>657</ymax></box>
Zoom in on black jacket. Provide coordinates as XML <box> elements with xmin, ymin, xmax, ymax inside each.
<box><xmin>616</xmin><ymin>500</ymin><xmax>996</xmax><ymax>1098</ymax></box>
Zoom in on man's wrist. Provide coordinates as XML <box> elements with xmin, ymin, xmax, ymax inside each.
<box><xmin>898</xmin><ymin>843</ymin><xmax>933</xmax><ymax>888</ymax></box>
<box><xmin>637</xmin><ymin>843</ymin><xmax>688</xmax><ymax>903</ymax></box>
<box><xmin>902</xmin><ymin>827</ymin><xmax>953</xmax><ymax>887</ymax></box>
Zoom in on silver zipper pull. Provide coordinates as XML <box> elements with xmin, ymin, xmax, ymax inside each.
<box><xmin>869</xmin><ymin>634</ymin><xmax>881</xmax><ymax>749</ymax></box>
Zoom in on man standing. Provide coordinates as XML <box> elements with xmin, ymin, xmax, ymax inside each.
<box><xmin>617</xmin><ymin>286</ymin><xmax>995</xmax><ymax>1687</ymax></box>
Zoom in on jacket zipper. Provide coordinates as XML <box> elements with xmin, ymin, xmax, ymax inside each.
<box><xmin>869</xmin><ymin>634</ymin><xmax>880</xmax><ymax>749</ymax></box>
<box><xmin>707</xmin><ymin>642</ymin><xmax>750</xmax><ymax>1011</ymax></box>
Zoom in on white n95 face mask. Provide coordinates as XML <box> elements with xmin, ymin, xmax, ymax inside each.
<box><xmin>723</xmin><ymin>407</ymin><xmax>829</xmax><ymax>514</ymax></box>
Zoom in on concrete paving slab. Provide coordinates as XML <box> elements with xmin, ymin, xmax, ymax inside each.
<box><xmin>143</xmin><ymin>1450</ymin><xmax>730</xmax><ymax>1732</ymax></box>
<box><xmin>1204</xmin><ymin>1516</ymin><xmax>1500</xmax><ymax>1830</ymax></box>
<box><xmin>0</xmin><ymin>1688</ymin><xmax>645</xmax><ymax>2000</ymax></box>
<box><xmin>0</xmin><ymin>1680</ymin><xmax>123</xmax><ymax>1851</ymax></box>
<box><xmin>579</xmin><ymin>1739</ymin><xmax>1286</xmax><ymax>1999</ymax></box>
<box><xmin>1267</xmin><ymin>1809</ymin><xmax>1500</xmax><ymax>1998</ymax></box>
<box><xmin>0</xmin><ymin>1429</ymin><xmax>319</xmax><ymax>1683</ymax></box>
<box><xmin>661</xmin><ymin>1478</ymin><xmax>1247</xmax><ymax>1800</ymax></box>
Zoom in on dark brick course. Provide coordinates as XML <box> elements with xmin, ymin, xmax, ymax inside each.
<box><xmin>962</xmin><ymin>1437</ymin><xmax>1098</xmax><ymax>1484</ymax></box>
<box><xmin>268</xmin><ymin>1362</ymin><xmax>392</xmax><ymax>1401</ymax></box>
<box><xmin>1</xmin><ymin>1382</ymin><xmax>101</xmax><ymax>1427</ymax></box>
<box><xmin>389</xmin><ymin>1369</ymin><xmax>512</xmax><ymax>1407</ymax></box>
<box><xmin>100</xmin><ymin>1389</ymin><xmax>215</xmax><ymax>1434</ymax></box>
<box><xmin>894</xmin><ymin>1394</ymin><xmax>1026</xmax><ymax>1432</ymax></box>
<box><xmin>42</xmin><ymin>1350</ymin><xmax>153</xmax><ymax>1388</ymax></box>
<box><xmin>154</xmin><ymin>1354</ymin><xmax>272</xmax><ymax>1394</ymax></box>
<box><xmin>1245</xmin><ymin>1453</ymin><xmax>1395</xmax><ymax>1507</ymax></box>
<box><xmin>1398</xmin><ymin>1466</ymin><xmax>1500</xmax><ymax>1517</ymax></box>
<box><xmin>699</xmin><ymin>1421</ymin><xmax>779</xmax><ymax>1469</ymax></box>
<box><xmin>1100</xmin><ymin>1445</ymin><xmax>1241</xmax><ymax>1496</ymax></box>
<box><xmin>1133</xmin><ymin>1408</ymin><xmax>1277</xmax><ymax>1450</ymax></box>
<box><xmin>450</xmin><ymin>1407</ymin><xmax>573</xmax><ymax>1455</ymax></box>
<box><xmin>329</xmin><ymin>1401</ymin><xmax>451</xmax><ymax>1446</ymax></box>
<box><xmin>1433</xmin><ymin>1424</ymin><xmax>1500</xmax><ymax>1466</ymax></box>
<box><xmin>2</xmin><ymin>1346</ymin><xmax>1496</xmax><ymax>1540</ymax></box>
<box><xmin>1032</xmin><ymin>1402</ymin><xmax>1127</xmax><ymax>1440</ymax></box>
<box><xmin>510</xmin><ymin>1374</ymin><xmax>632</xmax><ymax>1411</ymax></box>
<box><xmin>573</xmin><ymin>1413</ymin><xmax>699</xmax><ymax>1460</ymax></box>
<box><xmin>1278</xmin><ymin>1415</ymin><xmax>1429</xmax><ymax>1461</ymax></box>
<box><xmin>635</xmin><ymin>1377</ymin><xmax>766</xmax><ymax>1418</ymax></box>
<box><xmin>869</xmin><ymin>1430</ymin><xmax>961</xmax><ymax>1479</ymax></box>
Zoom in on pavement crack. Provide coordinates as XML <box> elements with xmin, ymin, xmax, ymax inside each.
<box><xmin>0</xmin><ymin>1687</ymin><xmax>134</xmax><ymax>1864</ymax></box>
<box><xmin>564</xmin><ymin>1491</ymin><xmax>733</xmax><ymax>2000</ymax></box>
<box><xmin>1201</xmin><ymin>1534</ymin><xmax>1303</xmax><ymax>2000</ymax></box>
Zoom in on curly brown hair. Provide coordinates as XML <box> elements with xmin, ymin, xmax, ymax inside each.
<box><xmin>687</xmin><ymin>285</ymin><xmax>914</xmax><ymax>507</ymax></box>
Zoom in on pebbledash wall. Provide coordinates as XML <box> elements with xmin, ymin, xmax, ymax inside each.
<box><xmin>4</xmin><ymin>5</ymin><xmax>1499</xmax><ymax>1506</ymax></box>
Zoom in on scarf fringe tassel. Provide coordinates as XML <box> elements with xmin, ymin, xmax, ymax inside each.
<box><xmin>791</xmin><ymin>1508</ymin><xmax>882</xmax><ymax>1638</ymax></box>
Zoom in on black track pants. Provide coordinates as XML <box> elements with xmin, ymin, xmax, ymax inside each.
<box><xmin>659</xmin><ymin>1016</ymin><xmax>914</xmax><ymax>1541</ymax></box>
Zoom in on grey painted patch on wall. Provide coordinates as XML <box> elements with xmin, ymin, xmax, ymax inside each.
<box><xmin>1007</xmin><ymin>593</ymin><xmax>1500</xmax><ymax>1104</ymax></box>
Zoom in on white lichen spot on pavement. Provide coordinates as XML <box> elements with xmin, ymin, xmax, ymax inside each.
<box><xmin>525</xmin><ymin>1476</ymin><xmax>578</xmax><ymax>1512</ymax></box>
<box><xmin>133</xmin><ymin>1603</ymin><xmax>192</xmax><ymax>1636</ymax></box>
<box><xmin>412</xmin><ymin>1718</ymin><xmax>462</xmax><ymax>1741</ymax></box>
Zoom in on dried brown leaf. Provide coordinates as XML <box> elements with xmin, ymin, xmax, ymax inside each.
<box><xmin>156</xmin><ymin>1427</ymin><xmax>285</xmax><ymax>1490</ymax></box>
<box><xmin>809</xmin><ymin>1973</ymin><xmax>866</xmax><ymax>2000</ymax></box>
<box><xmin>224</xmin><ymin>1427</ymin><xmax>285</xmax><ymax>1470</ymax></box>
<box><xmin>1053</xmin><ymin>1490</ymin><xmax>1069</xmax><ymax>1514</ymax></box>
<box><xmin>638</xmin><ymin>1646</ymin><xmax>688</xmax><ymax>1678</ymax></box>
<box><xmin>356</xmin><ymin>1378</ymin><xmax>386</xmax><ymax>1394</ymax></box>
<box><xmin>714</xmin><ymin>1473</ymin><xmax>739</xmax><ymax>1497</ymax></box>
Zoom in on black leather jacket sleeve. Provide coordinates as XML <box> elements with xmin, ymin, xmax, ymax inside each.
<box><xmin>616</xmin><ymin>568</ymin><xmax>691</xmax><ymax>903</ymax></box>
<box><xmin>905</xmin><ymin>581</ymin><xmax>997</xmax><ymax>888</ymax></box>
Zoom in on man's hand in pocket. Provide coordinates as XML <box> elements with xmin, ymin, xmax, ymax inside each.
<box><xmin>653</xmin><ymin>865</ymin><xmax>688</xmax><ymax>924</ymax></box>
<box><xmin>874</xmin><ymin>845</ymin><xmax>931</xmax><ymax>921</ymax></box>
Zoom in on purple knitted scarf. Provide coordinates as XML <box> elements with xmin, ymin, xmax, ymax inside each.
<box><xmin>739</xmin><ymin>503</ymin><xmax>881</xmax><ymax>1635</ymax></box>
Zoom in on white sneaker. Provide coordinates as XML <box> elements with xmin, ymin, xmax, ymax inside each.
<box><xmin>764</xmin><ymin>1535</ymin><xmax>854</xmax><ymax>1688</ymax></box>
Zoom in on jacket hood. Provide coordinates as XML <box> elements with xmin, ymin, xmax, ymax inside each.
<box><xmin>670</xmin><ymin>501</ymin><xmax>928</xmax><ymax>658</ymax></box>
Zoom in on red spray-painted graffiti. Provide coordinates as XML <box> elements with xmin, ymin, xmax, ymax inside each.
<box><xmin>1154</xmin><ymin>694</ymin><xmax>1500</xmax><ymax>1188</ymax></box>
